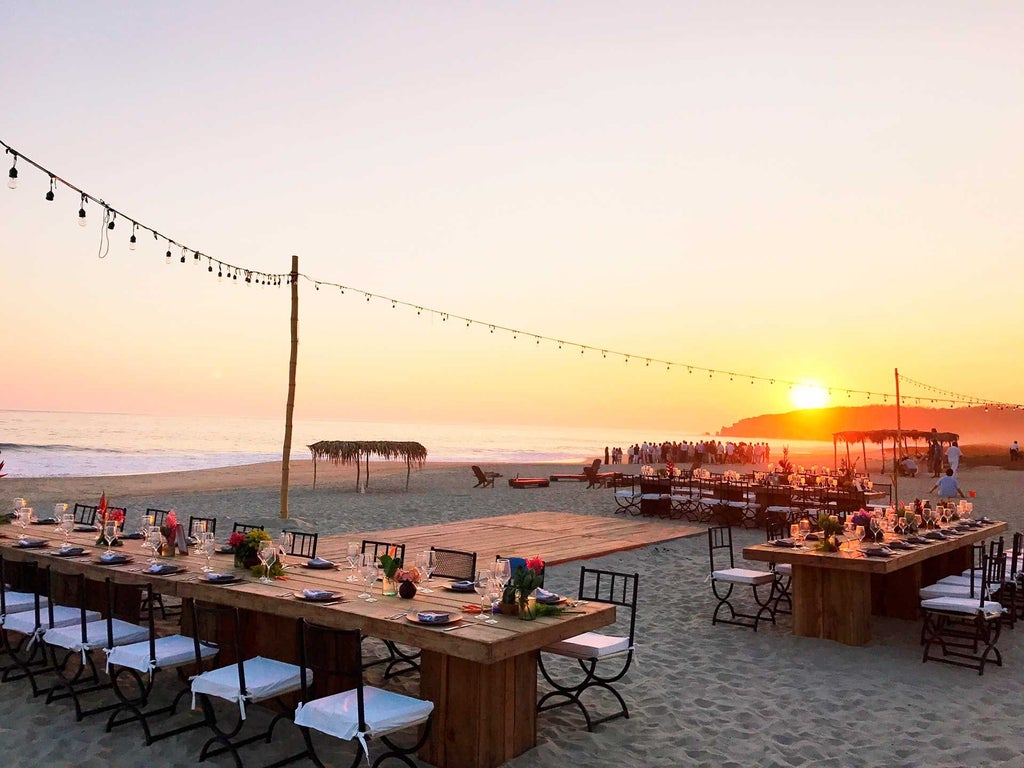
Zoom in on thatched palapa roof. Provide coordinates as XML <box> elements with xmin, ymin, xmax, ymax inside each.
<box><xmin>833</xmin><ymin>430</ymin><xmax>959</xmax><ymax>444</ymax></box>
<box><xmin>308</xmin><ymin>440</ymin><xmax>428</xmax><ymax>491</ymax></box>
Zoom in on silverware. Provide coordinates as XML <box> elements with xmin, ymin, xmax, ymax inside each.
<box><xmin>442</xmin><ymin>623</ymin><xmax>472</xmax><ymax>632</ymax></box>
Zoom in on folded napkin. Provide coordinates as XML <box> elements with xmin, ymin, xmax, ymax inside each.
<box><xmin>301</xmin><ymin>589</ymin><xmax>333</xmax><ymax>600</ymax></box>
<box><xmin>147</xmin><ymin>563</ymin><xmax>179</xmax><ymax>574</ymax></box>
<box><xmin>417</xmin><ymin>611</ymin><xmax>450</xmax><ymax>623</ymax></box>
<box><xmin>906</xmin><ymin>536</ymin><xmax>929</xmax><ymax>544</ymax></box>
<box><xmin>16</xmin><ymin>538</ymin><xmax>47</xmax><ymax>548</ymax></box>
<box><xmin>886</xmin><ymin>541</ymin><xmax>912</xmax><ymax>550</ymax></box>
<box><xmin>217</xmin><ymin>544</ymin><xmax>235</xmax><ymax>553</ymax></box>
<box><xmin>536</xmin><ymin>588</ymin><xmax>562</xmax><ymax>604</ymax></box>
<box><xmin>771</xmin><ymin>539</ymin><xmax>796</xmax><ymax>548</ymax></box>
<box><xmin>74</xmin><ymin>524</ymin><xmax>98</xmax><ymax>532</ymax></box>
<box><xmin>57</xmin><ymin>546</ymin><xmax>85</xmax><ymax>556</ymax></box>
<box><xmin>123</xmin><ymin>532</ymin><xmax>144</xmax><ymax>540</ymax></box>
<box><xmin>924</xmin><ymin>531</ymin><xmax>945</xmax><ymax>540</ymax></box>
<box><xmin>306</xmin><ymin>557</ymin><xmax>335</xmax><ymax>568</ymax></box>
<box><xmin>186</xmin><ymin>536</ymin><xmax>198</xmax><ymax>545</ymax></box>
<box><xmin>863</xmin><ymin>547</ymin><xmax>893</xmax><ymax>557</ymax></box>
<box><xmin>31</xmin><ymin>517</ymin><xmax>57</xmax><ymax>525</ymax></box>
<box><xmin>449</xmin><ymin>580</ymin><xmax>476</xmax><ymax>592</ymax></box>
<box><xmin>99</xmin><ymin>552</ymin><xmax>129</xmax><ymax>563</ymax></box>
<box><xmin>206</xmin><ymin>573</ymin><xmax>235</xmax><ymax>583</ymax></box>
<box><xmin>803</xmin><ymin>533</ymin><xmax>819</xmax><ymax>541</ymax></box>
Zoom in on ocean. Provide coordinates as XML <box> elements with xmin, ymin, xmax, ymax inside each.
<box><xmin>0</xmin><ymin>409</ymin><xmax>834</xmax><ymax>478</ymax></box>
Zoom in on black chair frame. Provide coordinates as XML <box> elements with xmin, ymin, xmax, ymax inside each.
<box><xmin>537</xmin><ymin>567</ymin><xmax>639</xmax><ymax>731</ymax></box>
<box><xmin>281</xmin><ymin>529</ymin><xmax>319</xmax><ymax>559</ymax></box>
<box><xmin>764</xmin><ymin>521</ymin><xmax>793</xmax><ymax>615</ymax></box>
<box><xmin>708</xmin><ymin>525</ymin><xmax>776</xmax><ymax>631</ymax></box>
<box><xmin>359</xmin><ymin>542</ymin><xmax>416</xmax><ymax>678</ymax></box>
<box><xmin>429</xmin><ymin>547</ymin><xmax>477</xmax><ymax>581</ymax></box>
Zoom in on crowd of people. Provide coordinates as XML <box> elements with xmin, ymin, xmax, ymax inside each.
<box><xmin>605</xmin><ymin>440</ymin><xmax>772</xmax><ymax>467</ymax></box>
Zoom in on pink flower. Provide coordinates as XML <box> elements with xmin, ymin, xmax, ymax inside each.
<box><xmin>166</xmin><ymin>510</ymin><xmax>178</xmax><ymax>528</ymax></box>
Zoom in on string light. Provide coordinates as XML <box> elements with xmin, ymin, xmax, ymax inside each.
<box><xmin>6</xmin><ymin>151</ymin><xmax>17</xmax><ymax>189</ymax></box>
<box><xmin>4</xmin><ymin>136</ymin><xmax>1019</xmax><ymax>411</ymax></box>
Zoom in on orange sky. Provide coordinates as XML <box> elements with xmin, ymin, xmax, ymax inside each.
<box><xmin>2</xmin><ymin>3</ymin><xmax>1022</xmax><ymax>434</ymax></box>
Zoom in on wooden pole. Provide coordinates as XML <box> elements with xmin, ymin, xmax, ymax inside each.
<box><xmin>280</xmin><ymin>255</ymin><xmax>300</xmax><ymax>520</ymax></box>
<box><xmin>833</xmin><ymin>436</ymin><xmax>837</xmax><ymax>471</ymax></box>
<box><xmin>894</xmin><ymin>368</ymin><xmax>902</xmax><ymax>507</ymax></box>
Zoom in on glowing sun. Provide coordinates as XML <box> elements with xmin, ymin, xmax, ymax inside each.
<box><xmin>790</xmin><ymin>383</ymin><xmax>830</xmax><ymax>410</ymax></box>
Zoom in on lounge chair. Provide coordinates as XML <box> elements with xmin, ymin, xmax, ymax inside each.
<box><xmin>472</xmin><ymin>466</ymin><xmax>502</xmax><ymax>489</ymax></box>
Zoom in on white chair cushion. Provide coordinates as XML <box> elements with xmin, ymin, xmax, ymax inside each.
<box><xmin>542</xmin><ymin>631</ymin><xmax>630</xmax><ymax>659</ymax></box>
<box><xmin>640</xmin><ymin>493</ymin><xmax>670</xmax><ymax>501</ymax></box>
<box><xmin>919</xmin><ymin>583</ymin><xmax>988</xmax><ymax>600</ymax></box>
<box><xmin>192</xmin><ymin>656</ymin><xmax>307</xmax><ymax>719</ymax></box>
<box><xmin>774</xmin><ymin>563</ymin><xmax>792</xmax><ymax>576</ymax></box>
<box><xmin>44</xmin><ymin>618</ymin><xmax>149</xmax><ymax>652</ymax></box>
<box><xmin>3</xmin><ymin>605</ymin><xmax>100</xmax><ymax>634</ymax></box>
<box><xmin>938</xmin><ymin>575</ymin><xmax>977</xmax><ymax>587</ymax></box>
<box><xmin>107</xmin><ymin>633</ymin><xmax>217</xmax><ymax>673</ymax></box>
<box><xmin>1</xmin><ymin>591</ymin><xmax>48</xmax><ymax>615</ymax></box>
<box><xmin>921</xmin><ymin>596</ymin><xmax>1004</xmax><ymax>618</ymax></box>
<box><xmin>713</xmin><ymin>568</ymin><xmax>775</xmax><ymax>586</ymax></box>
<box><xmin>765</xmin><ymin>506</ymin><xmax>793</xmax><ymax>514</ymax></box>
<box><xmin>615</xmin><ymin>490</ymin><xmax>640</xmax><ymax>499</ymax></box>
<box><xmin>295</xmin><ymin>685</ymin><xmax>433</xmax><ymax>742</ymax></box>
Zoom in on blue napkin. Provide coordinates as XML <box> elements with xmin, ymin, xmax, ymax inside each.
<box><xmin>57</xmin><ymin>546</ymin><xmax>85</xmax><ymax>556</ymax></box>
<box><xmin>31</xmin><ymin>517</ymin><xmax>57</xmax><ymax>525</ymax></box>
<box><xmin>123</xmin><ymin>532</ymin><xmax>144</xmax><ymax>540</ymax></box>
<box><xmin>863</xmin><ymin>547</ymin><xmax>893</xmax><ymax>557</ymax></box>
<box><xmin>74</xmin><ymin>524</ymin><xmax>97</xmax><ymax>532</ymax></box>
<box><xmin>450</xmin><ymin>580</ymin><xmax>476</xmax><ymax>592</ymax></box>
<box><xmin>17</xmin><ymin>538</ymin><xmax>47</xmax><ymax>548</ymax></box>
<box><xmin>99</xmin><ymin>552</ymin><xmax>129</xmax><ymax>563</ymax></box>
<box><xmin>771</xmin><ymin>539</ymin><xmax>796</xmax><ymax>548</ymax></box>
<box><xmin>536</xmin><ymin>588</ymin><xmax>562</xmax><ymax>604</ymax></box>
<box><xmin>417</xmin><ymin>611</ymin><xmax>450</xmax><ymax>623</ymax></box>
<box><xmin>147</xmin><ymin>563</ymin><xmax>179</xmax><ymax>574</ymax></box>
<box><xmin>307</xmin><ymin>557</ymin><xmax>335</xmax><ymax>568</ymax></box>
<box><xmin>302</xmin><ymin>589</ymin><xmax>334</xmax><ymax>600</ymax></box>
<box><xmin>206</xmin><ymin>573</ymin><xmax>235</xmax><ymax>583</ymax></box>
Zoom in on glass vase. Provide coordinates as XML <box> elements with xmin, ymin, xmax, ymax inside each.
<box><xmin>381</xmin><ymin>575</ymin><xmax>398</xmax><ymax>597</ymax></box>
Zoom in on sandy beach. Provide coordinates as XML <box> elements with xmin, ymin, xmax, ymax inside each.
<box><xmin>3</xmin><ymin>459</ymin><xmax>1024</xmax><ymax>767</ymax></box>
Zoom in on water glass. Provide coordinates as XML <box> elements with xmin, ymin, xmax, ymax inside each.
<box><xmin>359</xmin><ymin>553</ymin><xmax>378</xmax><ymax>602</ymax></box>
<box><xmin>257</xmin><ymin>540</ymin><xmax>277</xmax><ymax>584</ymax></box>
<box><xmin>201</xmin><ymin>532</ymin><xmax>216</xmax><ymax>572</ymax></box>
<box><xmin>103</xmin><ymin>520</ymin><xmax>120</xmax><ymax>554</ymax></box>
<box><xmin>474</xmin><ymin>569</ymin><xmax>493</xmax><ymax>620</ymax></box>
<box><xmin>416</xmin><ymin>551</ymin><xmax>434</xmax><ymax>593</ymax></box>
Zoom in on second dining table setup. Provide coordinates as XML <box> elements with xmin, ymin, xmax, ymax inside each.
<box><xmin>0</xmin><ymin>511</ymin><xmax>617</xmax><ymax>768</ymax></box>
<box><xmin>743</xmin><ymin>503</ymin><xmax>1006</xmax><ymax>646</ymax></box>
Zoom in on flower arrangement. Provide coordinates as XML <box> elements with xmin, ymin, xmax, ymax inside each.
<box><xmin>776</xmin><ymin>447</ymin><xmax>794</xmax><ymax>475</ymax></box>
<box><xmin>229</xmin><ymin>528</ymin><xmax>283</xmax><ymax>576</ymax></box>
<box><xmin>377</xmin><ymin>551</ymin><xmax>403</xmax><ymax>579</ymax></box>
<box><xmin>501</xmin><ymin>556</ymin><xmax>545</xmax><ymax>618</ymax></box>
<box><xmin>159</xmin><ymin>509</ymin><xmax>178</xmax><ymax>542</ymax></box>
<box><xmin>815</xmin><ymin>513</ymin><xmax>842</xmax><ymax>552</ymax></box>
<box><xmin>95</xmin><ymin>492</ymin><xmax>125</xmax><ymax>546</ymax></box>
<box><xmin>850</xmin><ymin>510</ymin><xmax>873</xmax><ymax>530</ymax></box>
<box><xmin>395</xmin><ymin>565</ymin><xmax>420</xmax><ymax>598</ymax></box>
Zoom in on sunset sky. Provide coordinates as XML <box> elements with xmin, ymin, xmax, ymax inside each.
<box><xmin>2</xmin><ymin>2</ymin><xmax>1022</xmax><ymax>434</ymax></box>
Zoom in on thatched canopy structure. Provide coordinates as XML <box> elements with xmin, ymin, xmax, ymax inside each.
<box><xmin>832</xmin><ymin>430</ymin><xmax>960</xmax><ymax>473</ymax></box>
<box><xmin>308</xmin><ymin>440</ymin><xmax>428</xmax><ymax>491</ymax></box>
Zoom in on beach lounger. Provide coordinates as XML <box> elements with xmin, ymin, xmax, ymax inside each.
<box><xmin>472</xmin><ymin>465</ymin><xmax>502</xmax><ymax>488</ymax></box>
<box><xmin>508</xmin><ymin>477</ymin><xmax>550</xmax><ymax>489</ymax></box>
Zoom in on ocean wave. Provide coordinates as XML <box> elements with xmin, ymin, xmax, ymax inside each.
<box><xmin>0</xmin><ymin>442</ymin><xmax>126</xmax><ymax>454</ymax></box>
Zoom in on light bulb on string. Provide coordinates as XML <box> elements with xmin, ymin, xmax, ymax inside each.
<box><xmin>6</xmin><ymin>153</ymin><xmax>17</xmax><ymax>189</ymax></box>
<box><xmin>78</xmin><ymin>194</ymin><xmax>87</xmax><ymax>226</ymax></box>
<box><xmin>129</xmin><ymin>224</ymin><xmax>137</xmax><ymax>250</ymax></box>
<box><xmin>45</xmin><ymin>176</ymin><xmax>55</xmax><ymax>201</ymax></box>
<box><xmin>165</xmin><ymin>242</ymin><xmax>173</xmax><ymax>264</ymax></box>
<box><xmin>193</xmin><ymin>251</ymin><xmax>200</xmax><ymax>266</ymax></box>
<box><xmin>180</xmin><ymin>247</ymin><xmax>187</xmax><ymax>264</ymax></box>
<box><xmin>107</xmin><ymin>211</ymin><xmax>116</xmax><ymax>230</ymax></box>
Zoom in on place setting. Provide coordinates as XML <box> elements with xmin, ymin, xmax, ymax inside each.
<box><xmin>293</xmin><ymin>588</ymin><xmax>343</xmax><ymax>605</ymax></box>
<box><xmin>301</xmin><ymin>556</ymin><xmax>338</xmax><ymax>570</ymax></box>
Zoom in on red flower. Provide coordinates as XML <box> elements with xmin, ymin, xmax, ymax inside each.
<box><xmin>526</xmin><ymin>556</ymin><xmax>544</xmax><ymax>572</ymax></box>
<box><xmin>166</xmin><ymin>510</ymin><xmax>178</xmax><ymax>528</ymax></box>
<box><xmin>228</xmin><ymin>531</ymin><xmax>245</xmax><ymax>547</ymax></box>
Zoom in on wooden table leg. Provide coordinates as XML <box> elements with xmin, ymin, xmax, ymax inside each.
<box><xmin>419</xmin><ymin>649</ymin><xmax>537</xmax><ymax>768</ymax></box>
<box><xmin>792</xmin><ymin>565</ymin><xmax>872</xmax><ymax>646</ymax></box>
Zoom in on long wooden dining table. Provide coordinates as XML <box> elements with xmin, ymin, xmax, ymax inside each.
<box><xmin>743</xmin><ymin>519</ymin><xmax>1006</xmax><ymax>646</ymax></box>
<box><xmin>1</xmin><ymin>526</ymin><xmax>615</xmax><ymax>768</ymax></box>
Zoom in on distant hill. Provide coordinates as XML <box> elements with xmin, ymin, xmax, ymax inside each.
<box><xmin>719</xmin><ymin>405</ymin><xmax>1024</xmax><ymax>443</ymax></box>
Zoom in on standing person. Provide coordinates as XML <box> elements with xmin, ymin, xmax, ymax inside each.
<box><xmin>604</xmin><ymin>446</ymin><xmax>610</xmax><ymax>466</ymax></box>
<box><xmin>928</xmin><ymin>435</ymin><xmax>943</xmax><ymax>477</ymax></box>
<box><xmin>1011</xmin><ymin>441</ymin><xmax>1020</xmax><ymax>462</ymax></box>
<box><xmin>930</xmin><ymin>468</ymin><xmax>965</xmax><ymax>501</ymax></box>
<box><xmin>946</xmin><ymin>441</ymin><xmax>963</xmax><ymax>475</ymax></box>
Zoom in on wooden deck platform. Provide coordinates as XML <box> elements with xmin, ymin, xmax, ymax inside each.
<box><xmin>318</xmin><ymin>511</ymin><xmax>702</xmax><ymax>567</ymax></box>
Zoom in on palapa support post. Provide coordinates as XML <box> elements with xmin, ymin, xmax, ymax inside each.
<box><xmin>893</xmin><ymin>368</ymin><xmax>902</xmax><ymax>505</ymax></box>
<box><xmin>280</xmin><ymin>254</ymin><xmax>299</xmax><ymax>520</ymax></box>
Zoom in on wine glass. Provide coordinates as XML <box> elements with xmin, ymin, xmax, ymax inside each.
<box><xmin>60</xmin><ymin>512</ymin><xmax>75</xmax><ymax>545</ymax></box>
<box><xmin>145</xmin><ymin>525</ymin><xmax>162</xmax><ymax>563</ymax></box>
<box><xmin>345</xmin><ymin>541</ymin><xmax>361</xmax><ymax>582</ymax></box>
<box><xmin>474</xmin><ymin>569</ymin><xmax>493</xmax><ymax>620</ymax></box>
<box><xmin>103</xmin><ymin>519</ymin><xmax>120</xmax><ymax>555</ymax></box>
<box><xmin>893</xmin><ymin>515</ymin><xmax>905</xmax><ymax>536</ymax></box>
<box><xmin>493</xmin><ymin>558</ymin><xmax>512</xmax><ymax>594</ymax></box>
<box><xmin>416</xmin><ymin>551</ymin><xmax>434</xmax><ymax>593</ymax></box>
<box><xmin>856</xmin><ymin>525</ymin><xmax>866</xmax><ymax>548</ymax></box>
<box><xmin>257</xmin><ymin>540</ymin><xmax>277</xmax><ymax>584</ymax></box>
<box><xmin>869</xmin><ymin>517</ymin><xmax>882</xmax><ymax>543</ymax></box>
<box><xmin>798</xmin><ymin>519</ymin><xmax>811</xmax><ymax>542</ymax></box>
<box><xmin>359</xmin><ymin>553</ymin><xmax>378</xmax><ymax>602</ymax></box>
<box><xmin>201</xmin><ymin>531</ymin><xmax>216</xmax><ymax>572</ymax></box>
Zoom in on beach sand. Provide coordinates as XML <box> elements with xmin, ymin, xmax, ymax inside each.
<box><xmin>3</xmin><ymin>459</ymin><xmax>1023</xmax><ymax>767</ymax></box>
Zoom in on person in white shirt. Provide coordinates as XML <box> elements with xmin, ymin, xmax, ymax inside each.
<box><xmin>1011</xmin><ymin>441</ymin><xmax>1020</xmax><ymax>462</ymax></box>
<box><xmin>946</xmin><ymin>441</ymin><xmax>963</xmax><ymax>475</ymax></box>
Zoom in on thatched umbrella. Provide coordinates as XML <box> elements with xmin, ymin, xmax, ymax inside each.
<box><xmin>833</xmin><ymin>430</ymin><xmax>959</xmax><ymax>474</ymax></box>
<box><xmin>308</xmin><ymin>440</ymin><xmax>428</xmax><ymax>491</ymax></box>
